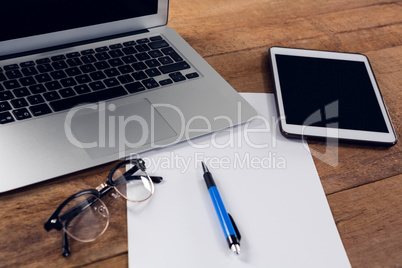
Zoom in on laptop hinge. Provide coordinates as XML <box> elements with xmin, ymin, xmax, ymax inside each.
<box><xmin>0</xmin><ymin>29</ymin><xmax>149</xmax><ymax>61</ymax></box>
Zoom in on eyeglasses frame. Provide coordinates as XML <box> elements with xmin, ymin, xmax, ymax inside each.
<box><xmin>44</xmin><ymin>158</ymin><xmax>162</xmax><ymax>257</ymax></box>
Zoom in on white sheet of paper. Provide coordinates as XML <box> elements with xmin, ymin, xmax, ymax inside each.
<box><xmin>127</xmin><ymin>93</ymin><xmax>350</xmax><ymax>267</ymax></box>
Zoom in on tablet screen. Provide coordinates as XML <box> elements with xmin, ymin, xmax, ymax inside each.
<box><xmin>269</xmin><ymin>47</ymin><xmax>397</xmax><ymax>145</ymax></box>
<box><xmin>275</xmin><ymin>54</ymin><xmax>388</xmax><ymax>133</ymax></box>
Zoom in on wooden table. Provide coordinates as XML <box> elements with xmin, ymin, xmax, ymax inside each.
<box><xmin>1</xmin><ymin>0</ymin><xmax>401</xmax><ymax>267</ymax></box>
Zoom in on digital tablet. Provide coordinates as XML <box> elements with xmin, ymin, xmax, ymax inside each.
<box><xmin>268</xmin><ymin>47</ymin><xmax>397</xmax><ymax>145</ymax></box>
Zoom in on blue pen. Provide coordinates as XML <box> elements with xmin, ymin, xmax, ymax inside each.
<box><xmin>202</xmin><ymin>162</ymin><xmax>241</xmax><ymax>255</ymax></box>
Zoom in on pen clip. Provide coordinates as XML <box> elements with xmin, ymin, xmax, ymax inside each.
<box><xmin>228</xmin><ymin>213</ymin><xmax>241</xmax><ymax>241</ymax></box>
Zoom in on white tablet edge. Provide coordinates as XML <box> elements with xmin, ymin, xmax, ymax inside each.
<box><xmin>269</xmin><ymin>47</ymin><xmax>397</xmax><ymax>145</ymax></box>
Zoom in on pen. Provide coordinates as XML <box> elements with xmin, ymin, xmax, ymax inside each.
<box><xmin>201</xmin><ymin>162</ymin><xmax>241</xmax><ymax>255</ymax></box>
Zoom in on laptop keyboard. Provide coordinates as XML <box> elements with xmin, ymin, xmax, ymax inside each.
<box><xmin>0</xmin><ymin>35</ymin><xmax>200</xmax><ymax>124</ymax></box>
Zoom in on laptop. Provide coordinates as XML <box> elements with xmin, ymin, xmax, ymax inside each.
<box><xmin>0</xmin><ymin>0</ymin><xmax>257</xmax><ymax>192</ymax></box>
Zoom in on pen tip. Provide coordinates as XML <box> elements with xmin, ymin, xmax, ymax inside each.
<box><xmin>201</xmin><ymin>161</ymin><xmax>209</xmax><ymax>173</ymax></box>
<box><xmin>231</xmin><ymin>244</ymin><xmax>241</xmax><ymax>255</ymax></box>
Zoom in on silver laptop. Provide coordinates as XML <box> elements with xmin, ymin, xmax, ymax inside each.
<box><xmin>0</xmin><ymin>0</ymin><xmax>257</xmax><ymax>192</ymax></box>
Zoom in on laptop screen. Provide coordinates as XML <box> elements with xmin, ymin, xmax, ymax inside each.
<box><xmin>0</xmin><ymin>0</ymin><xmax>158</xmax><ymax>42</ymax></box>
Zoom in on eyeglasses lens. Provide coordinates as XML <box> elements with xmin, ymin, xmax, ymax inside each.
<box><xmin>111</xmin><ymin>165</ymin><xmax>154</xmax><ymax>202</ymax></box>
<box><xmin>60</xmin><ymin>193</ymin><xmax>109</xmax><ymax>242</ymax></box>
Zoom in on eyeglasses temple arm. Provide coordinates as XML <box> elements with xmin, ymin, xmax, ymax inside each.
<box><xmin>125</xmin><ymin>175</ymin><xmax>163</xmax><ymax>183</ymax></box>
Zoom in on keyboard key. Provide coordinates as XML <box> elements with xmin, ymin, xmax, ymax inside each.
<box><xmin>159</xmin><ymin>61</ymin><xmax>190</xmax><ymax>74</ymax></box>
<box><xmin>171</xmin><ymin>75</ymin><xmax>187</xmax><ymax>83</ymax></box>
<box><xmin>158</xmin><ymin>56</ymin><xmax>173</xmax><ymax>65</ymax></box>
<box><xmin>30</xmin><ymin>103</ymin><xmax>52</xmax><ymax>116</ymax></box>
<box><xmin>132</xmin><ymin>62</ymin><xmax>147</xmax><ymax>71</ymax></box>
<box><xmin>74</xmin><ymin>85</ymin><xmax>91</xmax><ymax>94</ymax></box>
<box><xmin>59</xmin><ymin>88</ymin><xmax>77</xmax><ymax>98</ymax></box>
<box><xmin>19</xmin><ymin>76</ymin><xmax>36</xmax><ymax>86</ymax></box>
<box><xmin>94</xmin><ymin>61</ymin><xmax>111</xmax><ymax>70</ymax></box>
<box><xmin>52</xmin><ymin>61</ymin><xmax>68</xmax><ymax>70</ymax></box>
<box><xmin>122</xmin><ymin>55</ymin><xmax>137</xmax><ymax>64</ymax></box>
<box><xmin>132</xmin><ymin>71</ymin><xmax>147</xmax><ymax>80</ymax></box>
<box><xmin>95</xmin><ymin>52</ymin><xmax>111</xmax><ymax>61</ymax></box>
<box><xmin>117</xmin><ymin>74</ymin><xmax>134</xmax><ymax>84</ymax></box>
<box><xmin>0</xmin><ymin>111</ymin><xmax>15</xmax><ymax>124</ymax></box>
<box><xmin>60</xmin><ymin>77</ymin><xmax>77</xmax><ymax>87</ymax></box>
<box><xmin>50</xmin><ymin>86</ymin><xmax>128</xmax><ymax>112</ymax></box>
<box><xmin>21</xmin><ymin>67</ymin><xmax>38</xmax><ymax>76</ymax></box>
<box><xmin>104</xmin><ymin>78</ymin><xmax>119</xmax><ymax>87</ymax></box>
<box><xmin>122</xmin><ymin>46</ymin><xmax>137</xmax><ymax>55</ymax></box>
<box><xmin>90</xmin><ymin>71</ymin><xmax>106</xmax><ymax>81</ymax></box>
<box><xmin>149</xmin><ymin>40</ymin><xmax>169</xmax><ymax>49</ymax></box>
<box><xmin>0</xmin><ymin>101</ymin><xmax>12</xmax><ymax>111</ymax></box>
<box><xmin>145</xmin><ymin>59</ymin><xmax>161</xmax><ymax>68</ymax></box>
<box><xmin>81</xmin><ymin>55</ymin><xmax>97</xmax><ymax>64</ymax></box>
<box><xmin>4</xmin><ymin>80</ymin><xmax>21</xmax><ymax>89</ymax></box>
<box><xmin>27</xmin><ymin>94</ymin><xmax>45</xmax><ymax>105</ymax></box>
<box><xmin>135</xmin><ymin>44</ymin><xmax>150</xmax><ymax>52</ymax></box>
<box><xmin>161</xmin><ymin>47</ymin><xmax>183</xmax><ymax>62</ymax></box>
<box><xmin>186</xmin><ymin>72</ymin><xmax>200</xmax><ymax>79</ymax></box>
<box><xmin>43</xmin><ymin>91</ymin><xmax>61</xmax><ymax>101</ymax></box>
<box><xmin>95</xmin><ymin>46</ymin><xmax>109</xmax><ymax>52</ymax></box>
<box><xmin>65</xmin><ymin>67</ymin><xmax>82</xmax><ymax>76</ymax></box>
<box><xmin>50</xmin><ymin>70</ymin><xmax>67</xmax><ymax>80</ymax></box>
<box><xmin>109</xmin><ymin>44</ymin><xmax>123</xmax><ymax>49</ymax></box>
<box><xmin>145</xmin><ymin>68</ymin><xmax>162</xmax><ymax>77</ymax></box>
<box><xmin>104</xmin><ymin>68</ymin><xmax>120</xmax><ymax>77</ymax></box>
<box><xmin>135</xmin><ymin>52</ymin><xmax>151</xmax><ymax>61</ymax></box>
<box><xmin>0</xmin><ymin>73</ymin><xmax>7</xmax><ymax>82</ymax></box>
<box><xmin>36</xmin><ymin>58</ymin><xmax>51</xmax><ymax>65</ymax></box>
<box><xmin>118</xmin><ymin>65</ymin><xmax>134</xmax><ymax>74</ymax></box>
<box><xmin>51</xmin><ymin>55</ymin><xmax>66</xmax><ymax>61</ymax></box>
<box><xmin>123</xmin><ymin>41</ymin><xmax>136</xmax><ymax>46</ymax></box>
<box><xmin>37</xmin><ymin>64</ymin><xmax>53</xmax><ymax>73</ymax></box>
<box><xmin>159</xmin><ymin>79</ymin><xmax>173</xmax><ymax>86</ymax></box>
<box><xmin>80</xmin><ymin>64</ymin><xmax>96</xmax><ymax>73</ymax></box>
<box><xmin>4</xmin><ymin>64</ymin><xmax>19</xmax><ymax>71</ymax></box>
<box><xmin>35</xmin><ymin>73</ymin><xmax>52</xmax><ymax>83</ymax></box>
<box><xmin>66</xmin><ymin>58</ymin><xmax>83</xmax><ymax>67</ymax></box>
<box><xmin>75</xmin><ymin>74</ymin><xmax>91</xmax><ymax>84</ymax></box>
<box><xmin>108</xmin><ymin>58</ymin><xmax>124</xmax><ymax>67</ymax></box>
<box><xmin>13</xmin><ymin>108</ymin><xmax>32</xmax><ymax>120</ymax></box>
<box><xmin>142</xmin><ymin>78</ymin><xmax>159</xmax><ymax>89</ymax></box>
<box><xmin>137</xmin><ymin>38</ymin><xmax>149</xmax><ymax>44</ymax></box>
<box><xmin>125</xmin><ymin>82</ymin><xmax>146</xmax><ymax>93</ymax></box>
<box><xmin>0</xmin><ymin>91</ymin><xmax>15</xmax><ymax>101</ymax></box>
<box><xmin>6</xmin><ymin>70</ymin><xmax>23</xmax><ymax>79</ymax></box>
<box><xmin>29</xmin><ymin>84</ymin><xmax>47</xmax><ymax>94</ymax></box>
<box><xmin>81</xmin><ymin>49</ymin><xmax>95</xmax><ymax>55</ymax></box>
<box><xmin>149</xmin><ymin>50</ymin><xmax>164</xmax><ymax>58</ymax></box>
<box><xmin>66</xmin><ymin>52</ymin><xmax>81</xmax><ymax>58</ymax></box>
<box><xmin>45</xmin><ymin>81</ymin><xmax>62</xmax><ymax>91</ymax></box>
<box><xmin>20</xmin><ymin>61</ymin><xmax>35</xmax><ymax>67</ymax></box>
<box><xmin>89</xmin><ymin>81</ymin><xmax>106</xmax><ymax>91</ymax></box>
<box><xmin>11</xmin><ymin>98</ymin><xmax>29</xmax><ymax>108</ymax></box>
<box><xmin>150</xmin><ymin>36</ymin><xmax>163</xmax><ymax>41</ymax></box>
<box><xmin>169</xmin><ymin>72</ymin><xmax>186</xmax><ymax>82</ymax></box>
<box><xmin>109</xmin><ymin>49</ymin><xmax>124</xmax><ymax>58</ymax></box>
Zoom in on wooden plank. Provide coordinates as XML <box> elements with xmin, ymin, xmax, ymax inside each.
<box><xmin>169</xmin><ymin>1</ymin><xmax>402</xmax><ymax>57</ymax></box>
<box><xmin>84</xmin><ymin>253</ymin><xmax>128</xmax><ymax>268</ymax></box>
<box><xmin>0</xmin><ymin>165</ymin><xmax>128</xmax><ymax>267</ymax></box>
<box><xmin>328</xmin><ymin>174</ymin><xmax>402</xmax><ymax>267</ymax></box>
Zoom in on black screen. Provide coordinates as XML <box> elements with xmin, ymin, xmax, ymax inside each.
<box><xmin>275</xmin><ymin>54</ymin><xmax>388</xmax><ymax>133</ymax></box>
<box><xmin>0</xmin><ymin>0</ymin><xmax>158</xmax><ymax>42</ymax></box>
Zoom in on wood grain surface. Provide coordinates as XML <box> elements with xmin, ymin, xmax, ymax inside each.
<box><xmin>0</xmin><ymin>0</ymin><xmax>401</xmax><ymax>267</ymax></box>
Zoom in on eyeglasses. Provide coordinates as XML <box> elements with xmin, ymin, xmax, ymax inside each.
<box><xmin>44</xmin><ymin>158</ymin><xmax>162</xmax><ymax>257</ymax></box>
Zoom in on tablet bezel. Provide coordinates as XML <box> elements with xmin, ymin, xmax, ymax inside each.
<box><xmin>269</xmin><ymin>46</ymin><xmax>397</xmax><ymax>145</ymax></box>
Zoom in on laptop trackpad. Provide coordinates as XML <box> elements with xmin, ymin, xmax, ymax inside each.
<box><xmin>69</xmin><ymin>98</ymin><xmax>177</xmax><ymax>159</ymax></box>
